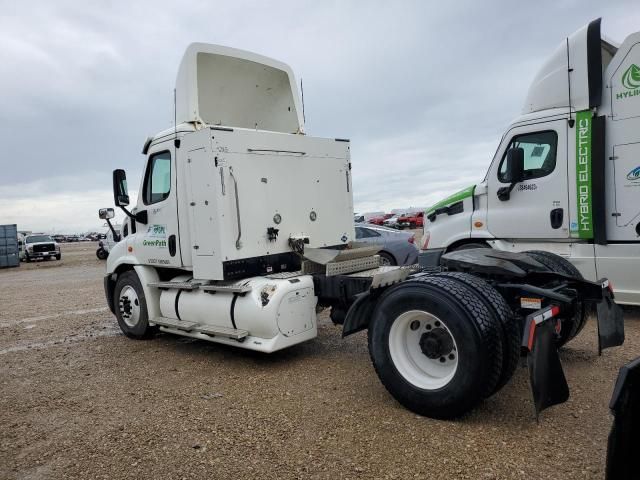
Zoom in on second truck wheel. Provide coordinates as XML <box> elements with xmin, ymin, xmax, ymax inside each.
<box><xmin>368</xmin><ymin>275</ymin><xmax>503</xmax><ymax>419</ymax></box>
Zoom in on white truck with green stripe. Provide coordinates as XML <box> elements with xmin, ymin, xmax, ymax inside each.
<box><xmin>420</xmin><ymin>18</ymin><xmax>640</xmax><ymax>305</ymax></box>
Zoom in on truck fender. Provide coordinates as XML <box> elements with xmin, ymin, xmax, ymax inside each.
<box><xmin>133</xmin><ymin>265</ymin><xmax>162</xmax><ymax>320</ymax></box>
<box><xmin>342</xmin><ymin>292</ymin><xmax>379</xmax><ymax>337</ymax></box>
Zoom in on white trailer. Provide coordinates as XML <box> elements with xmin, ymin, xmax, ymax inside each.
<box><xmin>419</xmin><ymin>19</ymin><xmax>640</xmax><ymax>306</ymax></box>
<box><xmin>103</xmin><ymin>41</ymin><xmax>624</xmax><ymax>419</ymax></box>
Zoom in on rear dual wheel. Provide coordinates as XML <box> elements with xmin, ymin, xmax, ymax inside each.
<box><xmin>368</xmin><ymin>275</ymin><xmax>507</xmax><ymax>419</ymax></box>
<box><xmin>524</xmin><ymin>250</ymin><xmax>587</xmax><ymax>346</ymax></box>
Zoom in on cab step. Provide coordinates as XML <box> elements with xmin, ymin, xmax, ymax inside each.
<box><xmin>151</xmin><ymin>317</ymin><xmax>249</xmax><ymax>340</ymax></box>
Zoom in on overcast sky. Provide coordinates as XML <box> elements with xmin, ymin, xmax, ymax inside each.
<box><xmin>1</xmin><ymin>1</ymin><xmax>638</xmax><ymax>233</ymax></box>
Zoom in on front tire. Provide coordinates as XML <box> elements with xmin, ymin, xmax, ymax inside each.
<box><xmin>113</xmin><ymin>271</ymin><xmax>156</xmax><ymax>339</ymax></box>
<box><xmin>55</xmin><ymin>253</ymin><xmax>61</xmax><ymax>260</ymax></box>
<box><xmin>368</xmin><ymin>276</ymin><xmax>503</xmax><ymax>419</ymax></box>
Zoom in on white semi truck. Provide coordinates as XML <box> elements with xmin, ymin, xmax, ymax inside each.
<box><xmin>419</xmin><ymin>19</ymin><xmax>640</xmax><ymax>306</ymax></box>
<box><xmin>103</xmin><ymin>41</ymin><xmax>624</xmax><ymax>419</ymax></box>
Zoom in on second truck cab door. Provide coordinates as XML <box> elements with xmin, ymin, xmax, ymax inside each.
<box><xmin>486</xmin><ymin>119</ymin><xmax>570</xmax><ymax>239</ymax></box>
<box><xmin>131</xmin><ymin>145</ymin><xmax>182</xmax><ymax>267</ymax></box>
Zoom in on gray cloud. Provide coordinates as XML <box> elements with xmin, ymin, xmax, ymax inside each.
<box><xmin>1</xmin><ymin>0</ymin><xmax>638</xmax><ymax>231</ymax></box>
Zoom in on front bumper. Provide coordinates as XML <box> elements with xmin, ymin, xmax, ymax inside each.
<box><xmin>28</xmin><ymin>251</ymin><xmax>58</xmax><ymax>258</ymax></box>
<box><xmin>418</xmin><ymin>248</ymin><xmax>445</xmax><ymax>269</ymax></box>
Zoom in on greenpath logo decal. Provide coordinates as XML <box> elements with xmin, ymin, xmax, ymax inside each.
<box><xmin>144</xmin><ymin>224</ymin><xmax>167</xmax><ymax>247</ymax></box>
<box><xmin>617</xmin><ymin>64</ymin><xmax>640</xmax><ymax>100</ymax></box>
<box><xmin>575</xmin><ymin>110</ymin><xmax>593</xmax><ymax>239</ymax></box>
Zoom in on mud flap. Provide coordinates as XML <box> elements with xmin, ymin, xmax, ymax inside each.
<box><xmin>596</xmin><ymin>280</ymin><xmax>625</xmax><ymax>354</ymax></box>
<box><xmin>606</xmin><ymin>357</ymin><xmax>640</xmax><ymax>480</ymax></box>
<box><xmin>522</xmin><ymin>307</ymin><xmax>569</xmax><ymax>419</ymax></box>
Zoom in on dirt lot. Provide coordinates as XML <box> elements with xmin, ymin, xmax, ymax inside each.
<box><xmin>1</xmin><ymin>241</ymin><xmax>639</xmax><ymax>479</ymax></box>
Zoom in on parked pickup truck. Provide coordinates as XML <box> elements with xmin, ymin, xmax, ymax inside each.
<box><xmin>22</xmin><ymin>234</ymin><xmax>61</xmax><ymax>262</ymax></box>
<box><xmin>398</xmin><ymin>211</ymin><xmax>424</xmax><ymax>228</ymax></box>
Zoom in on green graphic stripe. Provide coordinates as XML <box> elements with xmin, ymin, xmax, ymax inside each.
<box><xmin>575</xmin><ymin>110</ymin><xmax>593</xmax><ymax>239</ymax></box>
<box><xmin>426</xmin><ymin>185</ymin><xmax>475</xmax><ymax>214</ymax></box>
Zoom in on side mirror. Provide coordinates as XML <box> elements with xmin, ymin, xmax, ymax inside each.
<box><xmin>98</xmin><ymin>208</ymin><xmax>115</xmax><ymax>220</ymax></box>
<box><xmin>504</xmin><ymin>147</ymin><xmax>525</xmax><ymax>184</ymax></box>
<box><xmin>113</xmin><ymin>169</ymin><xmax>130</xmax><ymax>206</ymax></box>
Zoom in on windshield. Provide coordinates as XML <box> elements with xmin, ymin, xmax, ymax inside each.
<box><xmin>26</xmin><ymin>235</ymin><xmax>53</xmax><ymax>243</ymax></box>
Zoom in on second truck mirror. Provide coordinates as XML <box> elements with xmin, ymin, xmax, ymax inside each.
<box><xmin>98</xmin><ymin>208</ymin><xmax>115</xmax><ymax>220</ymax></box>
<box><xmin>113</xmin><ymin>169</ymin><xmax>130</xmax><ymax>206</ymax></box>
<box><xmin>504</xmin><ymin>148</ymin><xmax>525</xmax><ymax>184</ymax></box>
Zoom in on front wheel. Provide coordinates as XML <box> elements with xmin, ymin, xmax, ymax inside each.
<box><xmin>114</xmin><ymin>271</ymin><xmax>156</xmax><ymax>339</ymax></box>
<box><xmin>55</xmin><ymin>253</ymin><xmax>61</xmax><ymax>260</ymax></box>
<box><xmin>368</xmin><ymin>276</ymin><xmax>503</xmax><ymax>419</ymax></box>
<box><xmin>96</xmin><ymin>248</ymin><xmax>108</xmax><ymax>260</ymax></box>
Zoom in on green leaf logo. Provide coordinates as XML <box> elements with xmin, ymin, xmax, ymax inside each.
<box><xmin>622</xmin><ymin>63</ymin><xmax>640</xmax><ymax>90</ymax></box>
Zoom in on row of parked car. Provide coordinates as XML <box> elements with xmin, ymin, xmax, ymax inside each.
<box><xmin>52</xmin><ymin>233</ymin><xmax>106</xmax><ymax>243</ymax></box>
<box><xmin>354</xmin><ymin>211</ymin><xmax>424</xmax><ymax>229</ymax></box>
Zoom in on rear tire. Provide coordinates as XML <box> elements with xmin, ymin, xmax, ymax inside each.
<box><xmin>524</xmin><ymin>250</ymin><xmax>587</xmax><ymax>346</ymax></box>
<box><xmin>96</xmin><ymin>248</ymin><xmax>108</xmax><ymax>260</ymax></box>
<box><xmin>113</xmin><ymin>271</ymin><xmax>157</xmax><ymax>339</ymax></box>
<box><xmin>451</xmin><ymin>242</ymin><xmax>489</xmax><ymax>251</ymax></box>
<box><xmin>368</xmin><ymin>276</ymin><xmax>503</xmax><ymax>419</ymax></box>
<box><xmin>56</xmin><ymin>254</ymin><xmax>61</xmax><ymax>260</ymax></box>
<box><xmin>432</xmin><ymin>272</ymin><xmax>520</xmax><ymax>395</ymax></box>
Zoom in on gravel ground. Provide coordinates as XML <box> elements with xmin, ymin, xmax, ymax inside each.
<box><xmin>1</xmin><ymin>240</ymin><xmax>639</xmax><ymax>479</ymax></box>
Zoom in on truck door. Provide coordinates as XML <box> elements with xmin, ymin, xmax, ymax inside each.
<box><xmin>132</xmin><ymin>147</ymin><xmax>182</xmax><ymax>267</ymax></box>
<box><xmin>486</xmin><ymin>120</ymin><xmax>569</xmax><ymax>239</ymax></box>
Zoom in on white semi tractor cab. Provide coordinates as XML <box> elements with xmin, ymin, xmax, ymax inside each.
<box><xmin>420</xmin><ymin>19</ymin><xmax>640</xmax><ymax>305</ymax></box>
<box><xmin>104</xmin><ymin>41</ymin><xmax>624</xmax><ymax>419</ymax></box>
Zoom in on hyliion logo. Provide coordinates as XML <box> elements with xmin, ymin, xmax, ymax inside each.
<box><xmin>627</xmin><ymin>165</ymin><xmax>640</xmax><ymax>182</ymax></box>
<box><xmin>617</xmin><ymin>64</ymin><xmax>640</xmax><ymax>100</ymax></box>
<box><xmin>622</xmin><ymin>64</ymin><xmax>640</xmax><ymax>90</ymax></box>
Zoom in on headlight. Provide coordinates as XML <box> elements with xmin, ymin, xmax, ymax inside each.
<box><xmin>27</xmin><ymin>245</ymin><xmax>33</xmax><ymax>251</ymax></box>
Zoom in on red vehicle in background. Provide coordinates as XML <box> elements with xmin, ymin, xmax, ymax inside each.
<box><xmin>398</xmin><ymin>211</ymin><xmax>424</xmax><ymax>228</ymax></box>
<box><xmin>369</xmin><ymin>213</ymin><xmax>393</xmax><ymax>225</ymax></box>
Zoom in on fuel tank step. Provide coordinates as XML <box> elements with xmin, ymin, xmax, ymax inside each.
<box><xmin>151</xmin><ymin>317</ymin><xmax>198</xmax><ymax>331</ymax></box>
<box><xmin>148</xmin><ymin>281</ymin><xmax>201</xmax><ymax>290</ymax></box>
<box><xmin>194</xmin><ymin>324</ymin><xmax>248</xmax><ymax>339</ymax></box>
<box><xmin>200</xmin><ymin>284</ymin><xmax>252</xmax><ymax>294</ymax></box>
<box><xmin>151</xmin><ymin>317</ymin><xmax>249</xmax><ymax>340</ymax></box>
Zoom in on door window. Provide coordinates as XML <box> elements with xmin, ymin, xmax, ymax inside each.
<box><xmin>356</xmin><ymin>227</ymin><xmax>381</xmax><ymax>239</ymax></box>
<box><xmin>498</xmin><ymin>131</ymin><xmax>558</xmax><ymax>183</ymax></box>
<box><xmin>143</xmin><ymin>151</ymin><xmax>171</xmax><ymax>205</ymax></box>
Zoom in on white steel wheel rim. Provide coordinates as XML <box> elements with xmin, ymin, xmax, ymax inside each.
<box><xmin>118</xmin><ymin>286</ymin><xmax>141</xmax><ymax>328</ymax></box>
<box><xmin>388</xmin><ymin>310</ymin><xmax>458</xmax><ymax>390</ymax></box>
<box><xmin>379</xmin><ymin>255</ymin><xmax>392</xmax><ymax>266</ymax></box>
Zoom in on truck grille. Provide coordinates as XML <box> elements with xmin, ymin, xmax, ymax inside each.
<box><xmin>33</xmin><ymin>243</ymin><xmax>55</xmax><ymax>253</ymax></box>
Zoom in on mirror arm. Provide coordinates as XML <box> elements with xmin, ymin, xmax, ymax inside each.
<box><xmin>105</xmin><ymin>218</ymin><xmax>121</xmax><ymax>242</ymax></box>
<box><xmin>497</xmin><ymin>182</ymin><xmax>518</xmax><ymax>202</ymax></box>
<box><xmin>118</xmin><ymin>206</ymin><xmax>147</xmax><ymax>225</ymax></box>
